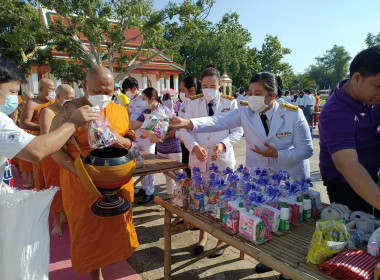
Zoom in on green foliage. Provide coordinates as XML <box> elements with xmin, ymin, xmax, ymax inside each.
<box><xmin>173</xmin><ymin>15</ymin><xmax>293</xmax><ymax>91</ymax></box>
<box><xmin>0</xmin><ymin>0</ymin><xmax>214</xmax><ymax>84</ymax></box>
<box><xmin>287</xmin><ymin>73</ymin><xmax>316</xmax><ymax>91</ymax></box>
<box><xmin>307</xmin><ymin>45</ymin><xmax>351</xmax><ymax>89</ymax></box>
<box><xmin>258</xmin><ymin>35</ymin><xmax>292</xmax><ymax>74</ymax></box>
<box><xmin>177</xmin><ymin>12</ymin><xmax>258</xmax><ymax>87</ymax></box>
<box><xmin>365</xmin><ymin>32</ymin><xmax>380</xmax><ymax>47</ymax></box>
<box><xmin>0</xmin><ymin>1</ymin><xmax>48</xmax><ymax>65</ymax></box>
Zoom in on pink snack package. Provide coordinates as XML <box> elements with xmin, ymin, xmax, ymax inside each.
<box><xmin>141</xmin><ymin>114</ymin><xmax>169</xmax><ymax>143</ymax></box>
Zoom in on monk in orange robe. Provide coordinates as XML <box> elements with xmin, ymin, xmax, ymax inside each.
<box><xmin>16</xmin><ymin>91</ymin><xmax>34</xmax><ymax>187</ymax></box>
<box><xmin>313</xmin><ymin>90</ymin><xmax>320</xmax><ymax>126</ymax></box>
<box><xmin>40</xmin><ymin>84</ymin><xmax>76</xmax><ymax>236</ymax></box>
<box><xmin>50</xmin><ymin>66</ymin><xmax>138</xmax><ymax>280</ymax></box>
<box><xmin>21</xmin><ymin>79</ymin><xmax>56</xmax><ymax>189</ymax></box>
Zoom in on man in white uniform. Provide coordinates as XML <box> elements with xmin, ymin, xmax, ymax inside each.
<box><xmin>175</xmin><ymin>76</ymin><xmax>199</xmax><ymax>178</ymax></box>
<box><xmin>0</xmin><ymin>57</ymin><xmax>98</xmax><ymax>279</ymax></box>
<box><xmin>283</xmin><ymin>91</ymin><xmax>291</xmax><ymax>103</ymax></box>
<box><xmin>122</xmin><ymin>77</ymin><xmax>156</xmax><ymax>203</ymax></box>
<box><xmin>235</xmin><ymin>88</ymin><xmax>247</xmax><ymax>104</ymax></box>
<box><xmin>305</xmin><ymin>89</ymin><xmax>316</xmax><ymax>125</ymax></box>
<box><xmin>179</xmin><ymin>91</ymin><xmax>243</xmax><ymax>173</ymax></box>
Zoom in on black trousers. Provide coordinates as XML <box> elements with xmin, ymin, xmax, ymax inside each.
<box><xmin>181</xmin><ymin>142</ymin><xmax>191</xmax><ymax>178</ymax></box>
<box><xmin>322</xmin><ymin>176</ymin><xmax>380</xmax><ymax>218</ymax></box>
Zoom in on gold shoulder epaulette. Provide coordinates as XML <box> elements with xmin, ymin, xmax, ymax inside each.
<box><xmin>240</xmin><ymin>100</ymin><xmax>249</xmax><ymax>106</ymax></box>
<box><xmin>281</xmin><ymin>103</ymin><xmax>299</xmax><ymax>112</ymax></box>
<box><xmin>189</xmin><ymin>93</ymin><xmax>204</xmax><ymax>100</ymax></box>
<box><xmin>221</xmin><ymin>94</ymin><xmax>234</xmax><ymax>101</ymax></box>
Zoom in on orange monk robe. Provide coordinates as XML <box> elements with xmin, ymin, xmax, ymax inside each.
<box><xmin>15</xmin><ymin>101</ymin><xmax>34</xmax><ymax>172</ymax></box>
<box><xmin>41</xmin><ymin>156</ymin><xmax>63</xmax><ymax>212</ymax></box>
<box><xmin>31</xmin><ymin>100</ymin><xmax>55</xmax><ymax>190</ymax></box>
<box><xmin>41</xmin><ymin>105</ymin><xmax>63</xmax><ymax>212</ymax></box>
<box><xmin>60</xmin><ymin>100</ymin><xmax>138</xmax><ymax>274</ymax></box>
<box><xmin>10</xmin><ymin>157</ymin><xmax>19</xmax><ymax>167</ymax></box>
<box><xmin>19</xmin><ymin>159</ymin><xmax>33</xmax><ymax>172</ymax></box>
<box><xmin>314</xmin><ymin>95</ymin><xmax>320</xmax><ymax>124</ymax></box>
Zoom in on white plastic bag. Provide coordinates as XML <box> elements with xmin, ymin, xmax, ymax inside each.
<box><xmin>0</xmin><ymin>188</ymin><xmax>57</xmax><ymax>280</ymax></box>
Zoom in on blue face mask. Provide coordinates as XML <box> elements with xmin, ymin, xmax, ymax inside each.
<box><xmin>0</xmin><ymin>94</ymin><xmax>19</xmax><ymax>115</ymax></box>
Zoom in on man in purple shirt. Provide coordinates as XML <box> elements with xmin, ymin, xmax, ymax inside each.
<box><xmin>319</xmin><ymin>46</ymin><xmax>380</xmax><ymax>216</ymax></box>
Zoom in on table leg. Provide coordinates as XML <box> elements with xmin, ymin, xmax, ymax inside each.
<box><xmin>133</xmin><ymin>175</ymin><xmax>145</xmax><ymax>187</ymax></box>
<box><xmin>163</xmin><ymin>171</ymin><xmax>178</xmax><ymax>181</ymax></box>
<box><xmin>164</xmin><ymin>209</ymin><xmax>172</xmax><ymax>280</ymax></box>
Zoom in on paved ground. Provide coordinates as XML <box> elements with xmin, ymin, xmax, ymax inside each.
<box><xmin>129</xmin><ymin>129</ymin><xmax>329</xmax><ymax>280</ymax></box>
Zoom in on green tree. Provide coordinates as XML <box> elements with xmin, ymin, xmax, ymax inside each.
<box><xmin>1</xmin><ymin>0</ymin><xmax>213</xmax><ymax>83</ymax></box>
<box><xmin>365</xmin><ymin>32</ymin><xmax>380</xmax><ymax>47</ymax></box>
<box><xmin>0</xmin><ymin>1</ymin><xmax>48</xmax><ymax>66</ymax></box>
<box><xmin>258</xmin><ymin>35</ymin><xmax>292</xmax><ymax>74</ymax></box>
<box><xmin>176</xmin><ymin>12</ymin><xmax>260</xmax><ymax>91</ymax></box>
<box><xmin>288</xmin><ymin>73</ymin><xmax>316</xmax><ymax>91</ymax></box>
<box><xmin>307</xmin><ymin>45</ymin><xmax>351</xmax><ymax>89</ymax></box>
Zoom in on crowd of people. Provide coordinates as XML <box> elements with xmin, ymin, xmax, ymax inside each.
<box><xmin>1</xmin><ymin>45</ymin><xmax>380</xmax><ymax>280</ymax></box>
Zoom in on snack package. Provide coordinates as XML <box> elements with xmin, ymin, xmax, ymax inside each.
<box><xmin>222</xmin><ymin>205</ymin><xmax>240</xmax><ymax>234</ymax></box>
<box><xmin>194</xmin><ymin>190</ymin><xmax>205</xmax><ymax>212</ymax></box>
<box><xmin>239</xmin><ymin>209</ymin><xmax>264</xmax><ymax>243</ymax></box>
<box><xmin>319</xmin><ymin>250</ymin><xmax>378</xmax><ymax>280</ymax></box>
<box><xmin>88</xmin><ymin>106</ymin><xmax>118</xmax><ymax>149</ymax></box>
<box><xmin>306</xmin><ymin>220</ymin><xmax>350</xmax><ymax>265</ymax></box>
<box><xmin>261</xmin><ymin>204</ymin><xmax>281</xmax><ymax>232</ymax></box>
<box><xmin>140</xmin><ymin>114</ymin><xmax>169</xmax><ymax>143</ymax></box>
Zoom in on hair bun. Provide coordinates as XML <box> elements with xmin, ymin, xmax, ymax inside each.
<box><xmin>205</xmin><ymin>64</ymin><xmax>216</xmax><ymax>69</ymax></box>
<box><xmin>276</xmin><ymin>75</ymin><xmax>283</xmax><ymax>90</ymax></box>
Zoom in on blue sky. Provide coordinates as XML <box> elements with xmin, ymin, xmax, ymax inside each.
<box><xmin>154</xmin><ymin>0</ymin><xmax>380</xmax><ymax>73</ymax></box>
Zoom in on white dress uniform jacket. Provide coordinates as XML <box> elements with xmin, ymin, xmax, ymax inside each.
<box><xmin>190</xmin><ymin>101</ymin><xmax>313</xmax><ymax>178</ymax></box>
<box><xmin>128</xmin><ymin>93</ymin><xmax>151</xmax><ymax>146</ymax></box>
<box><xmin>179</xmin><ymin>93</ymin><xmax>243</xmax><ymax>173</ymax></box>
<box><xmin>178</xmin><ymin>100</ymin><xmax>188</xmax><ymax>118</ymax></box>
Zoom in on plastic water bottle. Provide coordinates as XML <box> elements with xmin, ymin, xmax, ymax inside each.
<box><xmin>296</xmin><ymin>196</ymin><xmax>304</xmax><ymax>224</ymax></box>
<box><xmin>279</xmin><ymin>202</ymin><xmax>290</xmax><ymax>232</ymax></box>
<box><xmin>303</xmin><ymin>194</ymin><xmax>312</xmax><ymax>221</ymax></box>
<box><xmin>188</xmin><ymin>187</ymin><xmax>195</xmax><ymax>210</ymax></box>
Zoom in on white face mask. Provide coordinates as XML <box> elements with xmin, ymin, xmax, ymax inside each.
<box><xmin>202</xmin><ymin>88</ymin><xmax>218</xmax><ymax>101</ymax></box>
<box><xmin>125</xmin><ymin>91</ymin><xmax>133</xmax><ymax>99</ymax></box>
<box><xmin>46</xmin><ymin>91</ymin><xmax>56</xmax><ymax>101</ymax></box>
<box><xmin>87</xmin><ymin>94</ymin><xmax>112</xmax><ymax>109</ymax></box>
<box><xmin>61</xmin><ymin>98</ymin><xmax>71</xmax><ymax>105</ymax></box>
<box><xmin>0</xmin><ymin>94</ymin><xmax>18</xmax><ymax>115</ymax></box>
<box><xmin>142</xmin><ymin>100</ymin><xmax>151</xmax><ymax>109</ymax></box>
<box><xmin>180</xmin><ymin>92</ymin><xmax>189</xmax><ymax>102</ymax></box>
<box><xmin>248</xmin><ymin>95</ymin><xmax>268</xmax><ymax>113</ymax></box>
<box><xmin>114</xmin><ymin>89</ymin><xmax>121</xmax><ymax>97</ymax></box>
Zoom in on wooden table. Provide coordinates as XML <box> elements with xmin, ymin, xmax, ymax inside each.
<box><xmin>133</xmin><ymin>152</ymin><xmax>189</xmax><ymax>187</ymax></box>
<box><xmin>132</xmin><ymin>152</ymin><xmax>188</xmax><ymax>226</ymax></box>
<box><xmin>154</xmin><ymin>197</ymin><xmax>366</xmax><ymax>280</ymax></box>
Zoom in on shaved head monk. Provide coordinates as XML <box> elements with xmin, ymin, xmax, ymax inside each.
<box><xmin>50</xmin><ymin>66</ymin><xmax>138</xmax><ymax>279</ymax></box>
<box><xmin>40</xmin><ymin>84</ymin><xmax>76</xmax><ymax>237</ymax></box>
<box><xmin>17</xmin><ymin>90</ymin><xmax>35</xmax><ymax>188</ymax></box>
<box><xmin>20</xmin><ymin>78</ymin><xmax>56</xmax><ymax>190</ymax></box>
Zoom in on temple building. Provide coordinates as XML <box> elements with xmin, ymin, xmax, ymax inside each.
<box><xmin>21</xmin><ymin>8</ymin><xmax>185</xmax><ymax>96</ymax></box>
<box><xmin>220</xmin><ymin>71</ymin><xmax>233</xmax><ymax>95</ymax></box>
